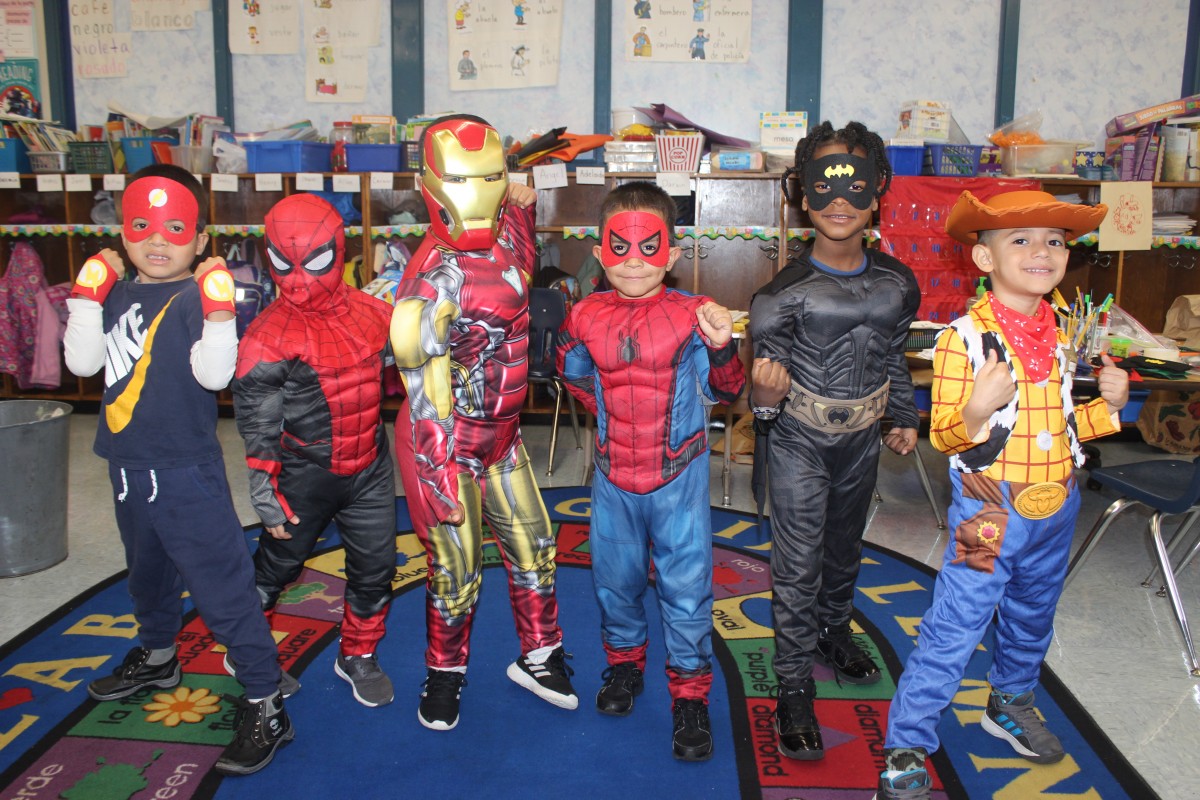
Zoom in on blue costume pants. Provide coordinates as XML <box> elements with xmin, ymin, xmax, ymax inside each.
<box><xmin>590</xmin><ymin>454</ymin><xmax>714</xmax><ymax>674</ymax></box>
<box><xmin>885</xmin><ymin>469</ymin><xmax>1080</xmax><ymax>753</ymax></box>
<box><xmin>110</xmin><ymin>459</ymin><xmax>281</xmax><ymax>698</ymax></box>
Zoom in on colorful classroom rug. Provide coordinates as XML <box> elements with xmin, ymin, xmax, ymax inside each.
<box><xmin>0</xmin><ymin>487</ymin><xmax>1158</xmax><ymax>799</ymax></box>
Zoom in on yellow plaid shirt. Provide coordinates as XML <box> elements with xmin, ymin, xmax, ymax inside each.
<box><xmin>930</xmin><ymin>302</ymin><xmax>1119</xmax><ymax>484</ymax></box>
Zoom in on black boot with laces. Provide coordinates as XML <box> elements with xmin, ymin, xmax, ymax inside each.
<box><xmin>214</xmin><ymin>691</ymin><xmax>293</xmax><ymax>776</ymax></box>
<box><xmin>815</xmin><ymin>624</ymin><xmax>881</xmax><ymax>684</ymax></box>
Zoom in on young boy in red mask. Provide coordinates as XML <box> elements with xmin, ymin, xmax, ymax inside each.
<box><xmin>64</xmin><ymin>164</ymin><xmax>293</xmax><ymax>776</ymax></box>
<box><xmin>557</xmin><ymin>181</ymin><xmax>745</xmax><ymax>761</ymax></box>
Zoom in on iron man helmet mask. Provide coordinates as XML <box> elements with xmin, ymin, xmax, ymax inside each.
<box><xmin>420</xmin><ymin>116</ymin><xmax>509</xmax><ymax>251</ymax></box>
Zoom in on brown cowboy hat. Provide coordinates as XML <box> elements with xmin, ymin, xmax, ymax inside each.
<box><xmin>944</xmin><ymin>190</ymin><xmax>1108</xmax><ymax>244</ymax></box>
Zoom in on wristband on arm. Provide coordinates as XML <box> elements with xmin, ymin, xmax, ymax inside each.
<box><xmin>71</xmin><ymin>254</ymin><xmax>119</xmax><ymax>304</ymax></box>
<box><xmin>198</xmin><ymin>262</ymin><xmax>237</xmax><ymax>318</ymax></box>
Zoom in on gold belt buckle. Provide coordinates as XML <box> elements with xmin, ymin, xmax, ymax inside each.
<box><xmin>1013</xmin><ymin>481</ymin><xmax>1068</xmax><ymax>519</ymax></box>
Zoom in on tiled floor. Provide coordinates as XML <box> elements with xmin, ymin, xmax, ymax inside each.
<box><xmin>2</xmin><ymin>412</ymin><xmax>1198</xmax><ymax>799</ymax></box>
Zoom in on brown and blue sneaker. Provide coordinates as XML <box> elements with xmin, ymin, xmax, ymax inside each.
<box><xmin>875</xmin><ymin>747</ymin><xmax>931</xmax><ymax>800</ymax></box>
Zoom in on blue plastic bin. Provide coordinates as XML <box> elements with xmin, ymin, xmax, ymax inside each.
<box><xmin>121</xmin><ymin>137</ymin><xmax>174</xmax><ymax>173</ymax></box>
<box><xmin>0</xmin><ymin>139</ymin><xmax>31</xmax><ymax>173</ymax></box>
<box><xmin>344</xmin><ymin>143</ymin><xmax>402</xmax><ymax>172</ymax></box>
<box><xmin>1119</xmin><ymin>389</ymin><xmax>1151</xmax><ymax>424</ymax></box>
<box><xmin>246</xmin><ymin>141</ymin><xmax>334</xmax><ymax>173</ymax></box>
<box><xmin>885</xmin><ymin>145</ymin><xmax>924</xmax><ymax>176</ymax></box>
<box><xmin>922</xmin><ymin>144</ymin><xmax>983</xmax><ymax>177</ymax></box>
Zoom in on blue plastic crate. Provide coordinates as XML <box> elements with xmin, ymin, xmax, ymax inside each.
<box><xmin>0</xmin><ymin>138</ymin><xmax>31</xmax><ymax>173</ymax></box>
<box><xmin>922</xmin><ymin>144</ymin><xmax>983</xmax><ymax>177</ymax></box>
<box><xmin>121</xmin><ymin>137</ymin><xmax>174</xmax><ymax>173</ymax></box>
<box><xmin>344</xmin><ymin>143</ymin><xmax>402</xmax><ymax>172</ymax></box>
<box><xmin>885</xmin><ymin>145</ymin><xmax>923</xmax><ymax>176</ymax></box>
<box><xmin>1119</xmin><ymin>389</ymin><xmax>1151</xmax><ymax>424</ymax></box>
<box><xmin>246</xmin><ymin>141</ymin><xmax>334</xmax><ymax>173</ymax></box>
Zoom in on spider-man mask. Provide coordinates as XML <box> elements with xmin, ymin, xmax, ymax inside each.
<box><xmin>122</xmin><ymin>176</ymin><xmax>200</xmax><ymax>246</ymax></box>
<box><xmin>264</xmin><ymin>194</ymin><xmax>346</xmax><ymax>310</ymax></box>
<box><xmin>599</xmin><ymin>211</ymin><xmax>671</xmax><ymax>268</ymax></box>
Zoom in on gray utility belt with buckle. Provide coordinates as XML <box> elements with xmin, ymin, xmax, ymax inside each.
<box><xmin>782</xmin><ymin>379</ymin><xmax>890</xmax><ymax>434</ymax></box>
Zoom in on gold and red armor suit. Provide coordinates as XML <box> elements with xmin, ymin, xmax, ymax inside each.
<box><xmin>391</xmin><ymin>116</ymin><xmax>561</xmax><ymax>667</ymax></box>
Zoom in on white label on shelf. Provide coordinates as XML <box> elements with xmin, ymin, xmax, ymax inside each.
<box><xmin>656</xmin><ymin>172</ymin><xmax>691</xmax><ymax>196</ymax></box>
<box><xmin>211</xmin><ymin>173</ymin><xmax>239</xmax><ymax>192</ymax></box>
<box><xmin>509</xmin><ymin>172</ymin><xmax>529</xmax><ymax>186</ymax></box>
<box><xmin>332</xmin><ymin>173</ymin><xmax>361</xmax><ymax>193</ymax></box>
<box><xmin>369</xmin><ymin>172</ymin><xmax>394</xmax><ymax>190</ymax></box>
<box><xmin>66</xmin><ymin>174</ymin><xmax>93</xmax><ymax>192</ymax></box>
<box><xmin>36</xmin><ymin>174</ymin><xmax>63</xmax><ymax>192</ymax></box>
<box><xmin>102</xmin><ymin>174</ymin><xmax>126</xmax><ymax>191</ymax></box>
<box><xmin>575</xmin><ymin>166</ymin><xmax>606</xmax><ymax>185</ymax></box>
<box><xmin>532</xmin><ymin>163</ymin><xmax>568</xmax><ymax>189</ymax></box>
<box><xmin>296</xmin><ymin>173</ymin><xmax>324</xmax><ymax>191</ymax></box>
<box><xmin>0</xmin><ymin>173</ymin><xmax>20</xmax><ymax>189</ymax></box>
<box><xmin>255</xmin><ymin>173</ymin><xmax>283</xmax><ymax>192</ymax></box>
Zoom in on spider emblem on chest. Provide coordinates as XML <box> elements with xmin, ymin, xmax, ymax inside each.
<box><xmin>618</xmin><ymin>329</ymin><xmax>640</xmax><ymax>365</ymax></box>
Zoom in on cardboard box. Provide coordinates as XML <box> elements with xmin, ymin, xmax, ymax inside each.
<box><xmin>1104</xmin><ymin>94</ymin><xmax>1200</xmax><ymax>138</ymax></box>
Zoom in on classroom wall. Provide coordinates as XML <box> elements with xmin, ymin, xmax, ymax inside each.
<box><xmin>64</xmin><ymin>1</ymin><xmax>1192</xmax><ymax>151</ymax></box>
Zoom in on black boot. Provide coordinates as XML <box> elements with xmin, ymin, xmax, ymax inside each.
<box><xmin>596</xmin><ymin>662</ymin><xmax>644</xmax><ymax>716</ymax></box>
<box><xmin>815</xmin><ymin>624</ymin><xmax>881</xmax><ymax>685</ymax></box>
<box><xmin>775</xmin><ymin>679</ymin><xmax>823</xmax><ymax>760</ymax></box>
<box><xmin>671</xmin><ymin>698</ymin><xmax>713</xmax><ymax>761</ymax></box>
<box><xmin>214</xmin><ymin>692</ymin><xmax>294</xmax><ymax>776</ymax></box>
<box><xmin>88</xmin><ymin>646</ymin><xmax>181</xmax><ymax>701</ymax></box>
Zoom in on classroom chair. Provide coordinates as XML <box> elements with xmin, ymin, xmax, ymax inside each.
<box><xmin>527</xmin><ymin>287</ymin><xmax>581</xmax><ymax>476</ymax></box>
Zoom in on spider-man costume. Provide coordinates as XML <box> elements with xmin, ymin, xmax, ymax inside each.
<box><xmin>233</xmin><ymin>194</ymin><xmax>395</xmax><ymax>658</ymax></box>
<box><xmin>391</xmin><ymin>116</ymin><xmax>564</xmax><ymax>671</ymax></box>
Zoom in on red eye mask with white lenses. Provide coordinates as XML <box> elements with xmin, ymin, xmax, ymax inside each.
<box><xmin>600</xmin><ymin>211</ymin><xmax>671</xmax><ymax>268</ymax></box>
<box><xmin>122</xmin><ymin>177</ymin><xmax>199</xmax><ymax>246</ymax></box>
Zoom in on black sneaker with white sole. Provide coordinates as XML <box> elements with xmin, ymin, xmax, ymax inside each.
<box><xmin>223</xmin><ymin>653</ymin><xmax>300</xmax><ymax>699</ymax></box>
<box><xmin>418</xmin><ymin>668</ymin><xmax>467</xmax><ymax>731</ymax></box>
<box><xmin>88</xmin><ymin>647</ymin><xmax>181</xmax><ymax>701</ymax></box>
<box><xmin>506</xmin><ymin>646</ymin><xmax>579</xmax><ymax>709</ymax></box>
<box><xmin>334</xmin><ymin>654</ymin><xmax>394</xmax><ymax>708</ymax></box>
<box><xmin>981</xmin><ymin>689</ymin><xmax>1064</xmax><ymax>764</ymax></box>
<box><xmin>214</xmin><ymin>691</ymin><xmax>294</xmax><ymax>776</ymax></box>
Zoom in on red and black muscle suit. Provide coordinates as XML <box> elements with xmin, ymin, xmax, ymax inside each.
<box><xmin>232</xmin><ymin>194</ymin><xmax>396</xmax><ymax>657</ymax></box>
<box><xmin>391</xmin><ymin>116</ymin><xmax>564</xmax><ymax>670</ymax></box>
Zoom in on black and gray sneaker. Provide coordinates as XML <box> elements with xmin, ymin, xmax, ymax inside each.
<box><xmin>88</xmin><ymin>646</ymin><xmax>181</xmax><ymax>701</ymax></box>
<box><xmin>223</xmin><ymin>653</ymin><xmax>300</xmax><ymax>699</ymax></box>
<box><xmin>671</xmin><ymin>698</ymin><xmax>713</xmax><ymax>761</ymax></box>
<box><xmin>506</xmin><ymin>646</ymin><xmax>579</xmax><ymax>709</ymax></box>
<box><xmin>596</xmin><ymin>662</ymin><xmax>644</xmax><ymax>716</ymax></box>
<box><xmin>214</xmin><ymin>691</ymin><xmax>294</xmax><ymax>776</ymax></box>
<box><xmin>815</xmin><ymin>624</ymin><xmax>881</xmax><ymax>685</ymax></box>
<box><xmin>334</xmin><ymin>654</ymin><xmax>394</xmax><ymax>708</ymax></box>
<box><xmin>981</xmin><ymin>689</ymin><xmax>1064</xmax><ymax>764</ymax></box>
<box><xmin>418</xmin><ymin>669</ymin><xmax>467</xmax><ymax>731</ymax></box>
<box><xmin>874</xmin><ymin>747</ymin><xmax>932</xmax><ymax>800</ymax></box>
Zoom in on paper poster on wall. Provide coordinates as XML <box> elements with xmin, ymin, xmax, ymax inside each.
<box><xmin>0</xmin><ymin>0</ymin><xmax>37</xmax><ymax>60</ymax></box>
<box><xmin>625</xmin><ymin>0</ymin><xmax>750</xmax><ymax>64</ymax></box>
<box><xmin>229</xmin><ymin>0</ymin><xmax>300</xmax><ymax>55</ymax></box>
<box><xmin>69</xmin><ymin>1</ymin><xmax>131</xmax><ymax>79</ymax></box>
<box><xmin>130</xmin><ymin>0</ymin><xmax>198</xmax><ymax>31</ymax></box>
<box><xmin>1098</xmin><ymin>181</ymin><xmax>1153</xmax><ymax>252</ymax></box>
<box><xmin>447</xmin><ymin>0</ymin><xmax>562</xmax><ymax>91</ymax></box>
<box><xmin>0</xmin><ymin>58</ymin><xmax>40</xmax><ymax>117</ymax></box>
<box><xmin>304</xmin><ymin>1</ymin><xmax>371</xmax><ymax>102</ymax></box>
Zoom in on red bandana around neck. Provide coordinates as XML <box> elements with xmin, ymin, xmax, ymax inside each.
<box><xmin>987</xmin><ymin>293</ymin><xmax>1059</xmax><ymax>383</ymax></box>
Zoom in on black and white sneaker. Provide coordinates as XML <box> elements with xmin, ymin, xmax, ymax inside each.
<box><xmin>214</xmin><ymin>691</ymin><xmax>294</xmax><ymax>776</ymax></box>
<box><xmin>981</xmin><ymin>689</ymin><xmax>1064</xmax><ymax>764</ymax></box>
<box><xmin>506</xmin><ymin>646</ymin><xmax>579</xmax><ymax>709</ymax></box>
<box><xmin>88</xmin><ymin>647</ymin><xmax>181</xmax><ymax>701</ymax></box>
<box><xmin>418</xmin><ymin>668</ymin><xmax>467</xmax><ymax>731</ymax></box>
<box><xmin>223</xmin><ymin>652</ymin><xmax>300</xmax><ymax>699</ymax></box>
<box><xmin>334</xmin><ymin>654</ymin><xmax>394</xmax><ymax>708</ymax></box>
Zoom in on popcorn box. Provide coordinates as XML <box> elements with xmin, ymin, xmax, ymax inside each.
<box><xmin>654</xmin><ymin>131</ymin><xmax>705</xmax><ymax>172</ymax></box>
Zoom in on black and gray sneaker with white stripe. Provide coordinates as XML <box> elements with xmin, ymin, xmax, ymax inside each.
<box><xmin>506</xmin><ymin>645</ymin><xmax>579</xmax><ymax>709</ymax></box>
<box><xmin>981</xmin><ymin>688</ymin><xmax>1064</xmax><ymax>764</ymax></box>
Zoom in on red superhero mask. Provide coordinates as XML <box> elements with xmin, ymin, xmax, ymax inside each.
<box><xmin>121</xmin><ymin>176</ymin><xmax>199</xmax><ymax>246</ymax></box>
<box><xmin>600</xmin><ymin>211</ymin><xmax>671</xmax><ymax>268</ymax></box>
<box><xmin>263</xmin><ymin>194</ymin><xmax>346</xmax><ymax>310</ymax></box>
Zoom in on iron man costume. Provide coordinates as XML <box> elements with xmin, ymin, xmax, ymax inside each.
<box><xmin>233</xmin><ymin>194</ymin><xmax>396</xmax><ymax>656</ymax></box>
<box><xmin>391</xmin><ymin>116</ymin><xmax>563</xmax><ymax>668</ymax></box>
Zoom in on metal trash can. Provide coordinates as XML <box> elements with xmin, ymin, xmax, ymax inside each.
<box><xmin>0</xmin><ymin>400</ymin><xmax>71</xmax><ymax>577</ymax></box>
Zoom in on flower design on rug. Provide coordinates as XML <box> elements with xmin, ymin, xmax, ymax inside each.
<box><xmin>142</xmin><ymin>686</ymin><xmax>221</xmax><ymax>727</ymax></box>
